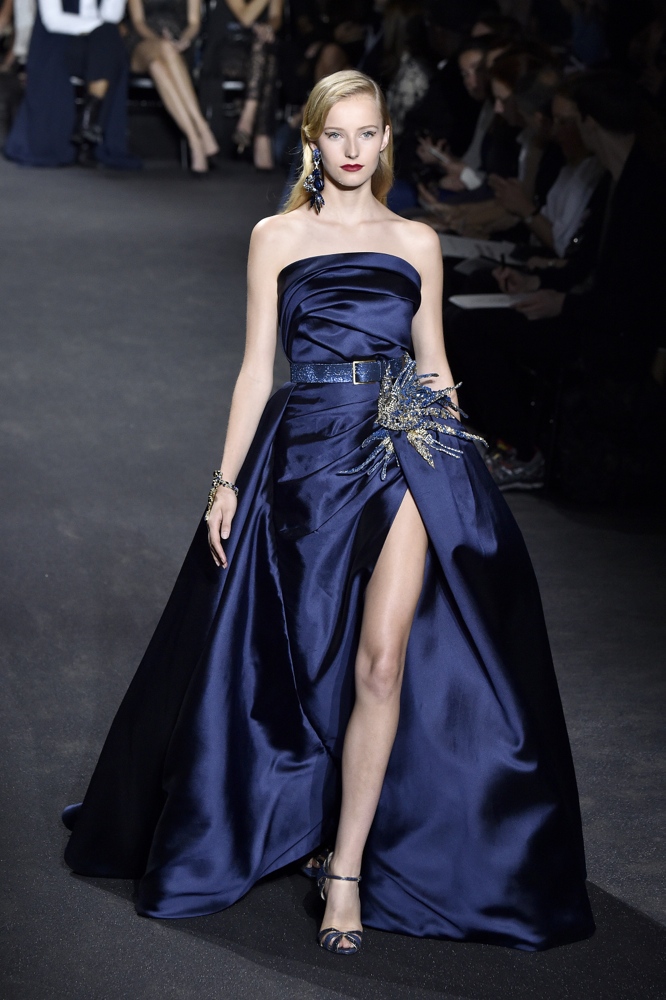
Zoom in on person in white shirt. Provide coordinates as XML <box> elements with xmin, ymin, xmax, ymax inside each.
<box><xmin>4</xmin><ymin>0</ymin><xmax>138</xmax><ymax>167</ymax></box>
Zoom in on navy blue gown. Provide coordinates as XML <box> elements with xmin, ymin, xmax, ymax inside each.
<box><xmin>63</xmin><ymin>252</ymin><xmax>595</xmax><ymax>950</ymax></box>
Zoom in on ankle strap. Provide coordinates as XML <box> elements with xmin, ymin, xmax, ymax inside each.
<box><xmin>319</xmin><ymin>867</ymin><xmax>361</xmax><ymax>884</ymax></box>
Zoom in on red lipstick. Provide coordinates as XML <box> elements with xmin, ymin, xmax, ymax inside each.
<box><xmin>341</xmin><ymin>164</ymin><xmax>363</xmax><ymax>172</ymax></box>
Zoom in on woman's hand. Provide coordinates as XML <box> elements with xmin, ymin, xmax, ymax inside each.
<box><xmin>207</xmin><ymin>488</ymin><xmax>238</xmax><ymax>569</ymax></box>
<box><xmin>493</xmin><ymin>266</ymin><xmax>541</xmax><ymax>294</ymax></box>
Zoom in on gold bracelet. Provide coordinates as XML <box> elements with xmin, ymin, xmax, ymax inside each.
<box><xmin>205</xmin><ymin>470</ymin><xmax>239</xmax><ymax>522</ymax></box>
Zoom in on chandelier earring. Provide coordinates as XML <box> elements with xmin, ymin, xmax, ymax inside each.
<box><xmin>303</xmin><ymin>147</ymin><xmax>325</xmax><ymax>214</ymax></box>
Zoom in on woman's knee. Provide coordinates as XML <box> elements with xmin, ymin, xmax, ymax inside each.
<box><xmin>356</xmin><ymin>647</ymin><xmax>404</xmax><ymax>701</ymax></box>
<box><xmin>161</xmin><ymin>40</ymin><xmax>183</xmax><ymax>64</ymax></box>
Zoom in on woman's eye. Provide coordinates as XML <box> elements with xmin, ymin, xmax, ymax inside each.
<box><xmin>325</xmin><ymin>132</ymin><xmax>341</xmax><ymax>139</ymax></box>
<box><xmin>361</xmin><ymin>131</ymin><xmax>377</xmax><ymax>139</ymax></box>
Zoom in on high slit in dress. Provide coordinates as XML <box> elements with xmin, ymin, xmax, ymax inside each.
<box><xmin>62</xmin><ymin>252</ymin><xmax>595</xmax><ymax>951</ymax></box>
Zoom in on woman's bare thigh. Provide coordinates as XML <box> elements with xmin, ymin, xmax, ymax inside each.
<box><xmin>131</xmin><ymin>39</ymin><xmax>167</xmax><ymax>74</ymax></box>
<box><xmin>357</xmin><ymin>488</ymin><xmax>429</xmax><ymax>672</ymax></box>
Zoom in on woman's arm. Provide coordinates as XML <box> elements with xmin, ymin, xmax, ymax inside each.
<box><xmin>127</xmin><ymin>0</ymin><xmax>160</xmax><ymax>40</ymax></box>
<box><xmin>174</xmin><ymin>0</ymin><xmax>200</xmax><ymax>50</ymax></box>
<box><xmin>207</xmin><ymin>220</ymin><xmax>280</xmax><ymax>566</ymax></box>
<box><xmin>225</xmin><ymin>0</ymin><xmax>271</xmax><ymax>29</ymax></box>
<box><xmin>408</xmin><ymin>224</ymin><xmax>458</xmax><ymax>409</ymax></box>
<box><xmin>0</xmin><ymin>0</ymin><xmax>14</xmax><ymax>34</ymax></box>
<box><xmin>267</xmin><ymin>0</ymin><xmax>282</xmax><ymax>32</ymax></box>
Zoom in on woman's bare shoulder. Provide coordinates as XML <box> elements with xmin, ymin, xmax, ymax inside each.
<box><xmin>380</xmin><ymin>215</ymin><xmax>442</xmax><ymax>279</ymax></box>
<box><xmin>394</xmin><ymin>216</ymin><xmax>441</xmax><ymax>258</ymax></box>
<box><xmin>250</xmin><ymin>211</ymin><xmax>308</xmax><ymax>267</ymax></box>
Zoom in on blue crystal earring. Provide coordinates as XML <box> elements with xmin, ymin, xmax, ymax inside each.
<box><xmin>304</xmin><ymin>147</ymin><xmax>325</xmax><ymax>214</ymax></box>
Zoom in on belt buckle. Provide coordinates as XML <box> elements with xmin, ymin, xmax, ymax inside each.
<box><xmin>352</xmin><ymin>360</ymin><xmax>364</xmax><ymax>385</ymax></box>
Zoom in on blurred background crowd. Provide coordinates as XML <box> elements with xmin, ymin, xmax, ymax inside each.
<box><xmin>1</xmin><ymin>0</ymin><xmax>665</xmax><ymax>502</ymax></box>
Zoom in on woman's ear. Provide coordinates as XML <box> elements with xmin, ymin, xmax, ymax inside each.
<box><xmin>380</xmin><ymin>125</ymin><xmax>390</xmax><ymax>152</ymax></box>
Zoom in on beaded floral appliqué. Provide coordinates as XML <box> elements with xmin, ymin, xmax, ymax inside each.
<box><xmin>340</xmin><ymin>354</ymin><xmax>486</xmax><ymax>480</ymax></box>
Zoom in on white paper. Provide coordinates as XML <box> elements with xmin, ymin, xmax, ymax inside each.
<box><xmin>448</xmin><ymin>294</ymin><xmax>527</xmax><ymax>310</ymax></box>
<box><xmin>439</xmin><ymin>234</ymin><xmax>518</xmax><ymax>263</ymax></box>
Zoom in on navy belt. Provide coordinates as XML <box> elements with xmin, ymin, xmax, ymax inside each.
<box><xmin>290</xmin><ymin>358</ymin><xmax>403</xmax><ymax>385</ymax></box>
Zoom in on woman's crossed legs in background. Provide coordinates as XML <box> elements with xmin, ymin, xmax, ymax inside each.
<box><xmin>131</xmin><ymin>38</ymin><xmax>219</xmax><ymax>173</ymax></box>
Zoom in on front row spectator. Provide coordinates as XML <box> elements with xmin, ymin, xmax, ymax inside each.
<box><xmin>125</xmin><ymin>0</ymin><xmax>219</xmax><ymax>173</ymax></box>
<box><xmin>445</xmin><ymin>71</ymin><xmax>666</xmax><ymax>492</ymax></box>
<box><xmin>227</xmin><ymin>0</ymin><xmax>283</xmax><ymax>172</ymax></box>
<box><xmin>4</xmin><ymin>0</ymin><xmax>138</xmax><ymax>167</ymax></box>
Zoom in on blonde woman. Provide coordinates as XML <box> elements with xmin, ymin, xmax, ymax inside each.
<box><xmin>63</xmin><ymin>70</ymin><xmax>595</xmax><ymax>955</ymax></box>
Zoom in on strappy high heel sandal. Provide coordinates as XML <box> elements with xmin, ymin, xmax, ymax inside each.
<box><xmin>300</xmin><ymin>848</ymin><xmax>330</xmax><ymax>879</ymax></box>
<box><xmin>317</xmin><ymin>854</ymin><xmax>363</xmax><ymax>955</ymax></box>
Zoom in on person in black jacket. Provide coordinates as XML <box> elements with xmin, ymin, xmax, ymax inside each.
<box><xmin>444</xmin><ymin>71</ymin><xmax>666</xmax><ymax>491</ymax></box>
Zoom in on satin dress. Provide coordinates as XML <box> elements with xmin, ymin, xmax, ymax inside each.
<box><xmin>63</xmin><ymin>252</ymin><xmax>595</xmax><ymax>950</ymax></box>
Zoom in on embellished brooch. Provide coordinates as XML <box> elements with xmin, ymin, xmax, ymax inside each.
<box><xmin>340</xmin><ymin>354</ymin><xmax>486</xmax><ymax>480</ymax></box>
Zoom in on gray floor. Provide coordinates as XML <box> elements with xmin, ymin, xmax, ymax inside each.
<box><xmin>1</xmin><ymin>158</ymin><xmax>664</xmax><ymax>1000</ymax></box>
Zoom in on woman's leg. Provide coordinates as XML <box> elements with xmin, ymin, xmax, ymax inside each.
<box><xmin>132</xmin><ymin>40</ymin><xmax>208</xmax><ymax>171</ymax></box>
<box><xmin>252</xmin><ymin>44</ymin><xmax>277</xmax><ymax>170</ymax></box>
<box><xmin>157</xmin><ymin>42</ymin><xmax>219</xmax><ymax>155</ymax></box>
<box><xmin>320</xmin><ymin>489</ymin><xmax>429</xmax><ymax>948</ymax></box>
<box><xmin>235</xmin><ymin>33</ymin><xmax>264</xmax><ymax>140</ymax></box>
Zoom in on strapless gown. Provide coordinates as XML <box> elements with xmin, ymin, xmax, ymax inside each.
<box><xmin>63</xmin><ymin>252</ymin><xmax>595</xmax><ymax>950</ymax></box>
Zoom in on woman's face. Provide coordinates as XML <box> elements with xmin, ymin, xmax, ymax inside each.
<box><xmin>314</xmin><ymin>96</ymin><xmax>390</xmax><ymax>190</ymax></box>
<box><xmin>491</xmin><ymin>79</ymin><xmax>521</xmax><ymax>127</ymax></box>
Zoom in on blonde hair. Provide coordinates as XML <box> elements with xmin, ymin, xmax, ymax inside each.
<box><xmin>281</xmin><ymin>70</ymin><xmax>393</xmax><ymax>214</ymax></box>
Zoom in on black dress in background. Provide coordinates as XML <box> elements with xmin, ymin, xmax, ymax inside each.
<box><xmin>124</xmin><ymin>0</ymin><xmax>188</xmax><ymax>56</ymax></box>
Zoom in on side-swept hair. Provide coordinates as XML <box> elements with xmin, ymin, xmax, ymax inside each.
<box><xmin>281</xmin><ymin>70</ymin><xmax>394</xmax><ymax>215</ymax></box>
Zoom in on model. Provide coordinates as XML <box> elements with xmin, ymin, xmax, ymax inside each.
<box><xmin>63</xmin><ymin>70</ymin><xmax>595</xmax><ymax>955</ymax></box>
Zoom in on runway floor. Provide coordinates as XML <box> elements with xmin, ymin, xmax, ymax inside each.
<box><xmin>1</xmin><ymin>157</ymin><xmax>665</xmax><ymax>1000</ymax></box>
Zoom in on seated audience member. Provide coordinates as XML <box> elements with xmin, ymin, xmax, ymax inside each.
<box><xmin>4</xmin><ymin>0</ymin><xmax>139</xmax><ymax>167</ymax></box>
<box><xmin>389</xmin><ymin>0</ymin><xmax>490</xmax><ymax>209</ymax></box>
<box><xmin>413</xmin><ymin>34</ymin><xmax>517</xmax><ymax>202</ymax></box>
<box><xmin>445</xmin><ymin>71</ymin><xmax>666</xmax><ymax>491</ymax></box>
<box><xmin>125</xmin><ymin>0</ymin><xmax>218</xmax><ymax>173</ymax></box>
<box><xmin>201</xmin><ymin>0</ymin><xmax>282</xmax><ymax>170</ymax></box>
<box><xmin>230</xmin><ymin>0</ymin><xmax>283</xmax><ymax>171</ymax></box>
<box><xmin>483</xmin><ymin>61</ymin><xmax>604</xmax><ymax>249</ymax></box>
<box><xmin>420</xmin><ymin>45</ymin><xmax>563</xmax><ymax>237</ymax></box>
